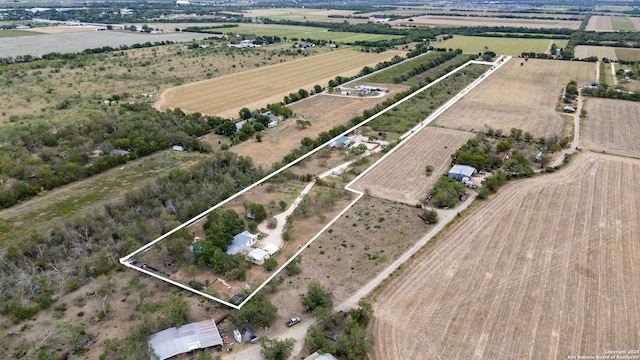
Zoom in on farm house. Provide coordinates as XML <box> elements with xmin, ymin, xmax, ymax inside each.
<box><xmin>148</xmin><ymin>319</ymin><xmax>222</xmax><ymax>360</ymax></box>
<box><xmin>448</xmin><ymin>164</ymin><xmax>477</xmax><ymax>180</ymax></box>
<box><xmin>226</xmin><ymin>231</ymin><xmax>258</xmax><ymax>255</ymax></box>
<box><xmin>329</xmin><ymin>136</ymin><xmax>354</xmax><ymax>149</ymax></box>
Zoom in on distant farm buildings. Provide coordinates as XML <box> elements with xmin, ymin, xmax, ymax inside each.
<box><xmin>355</xmin><ymin>85</ymin><xmax>388</xmax><ymax>96</ymax></box>
<box><xmin>228</xmin><ymin>40</ymin><xmax>260</xmax><ymax>48</ymax></box>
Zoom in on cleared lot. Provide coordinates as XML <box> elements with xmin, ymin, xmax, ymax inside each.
<box><xmin>582</xmin><ymin>98</ymin><xmax>640</xmax><ymax>158</ymax></box>
<box><xmin>370</xmin><ymin>152</ymin><xmax>640</xmax><ymax>359</ymax></box>
<box><xmin>155</xmin><ymin>49</ymin><xmax>402</xmax><ymax>119</ymax></box>
<box><xmin>352</xmin><ymin>127</ymin><xmax>474</xmax><ymax>205</ymax></box>
<box><xmin>433</xmin><ymin>59</ymin><xmax>595</xmax><ymax>138</ymax></box>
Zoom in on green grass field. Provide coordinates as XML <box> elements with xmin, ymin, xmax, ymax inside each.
<box><xmin>0</xmin><ymin>29</ymin><xmax>39</xmax><ymax>38</ymax></box>
<box><xmin>435</xmin><ymin>35</ymin><xmax>557</xmax><ymax>55</ymax></box>
<box><xmin>220</xmin><ymin>23</ymin><xmax>402</xmax><ymax>42</ymax></box>
<box><xmin>610</xmin><ymin>16</ymin><xmax>637</xmax><ymax>31</ymax></box>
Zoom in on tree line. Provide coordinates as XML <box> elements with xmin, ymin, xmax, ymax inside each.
<box><xmin>0</xmin><ymin>151</ymin><xmax>265</xmax><ymax>325</ymax></box>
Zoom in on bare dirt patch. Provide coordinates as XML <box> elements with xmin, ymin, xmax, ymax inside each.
<box><xmin>582</xmin><ymin>97</ymin><xmax>640</xmax><ymax>158</ymax></box>
<box><xmin>370</xmin><ymin>152</ymin><xmax>640</xmax><ymax>359</ymax></box>
<box><xmin>433</xmin><ymin>59</ymin><xmax>596</xmax><ymax>139</ymax></box>
<box><xmin>392</xmin><ymin>15</ymin><xmax>581</xmax><ymax>29</ymax></box>
<box><xmin>154</xmin><ymin>49</ymin><xmax>403</xmax><ymax>119</ymax></box>
<box><xmin>352</xmin><ymin>127</ymin><xmax>474</xmax><ymax>205</ymax></box>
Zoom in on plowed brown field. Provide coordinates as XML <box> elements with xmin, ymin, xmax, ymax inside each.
<box><xmin>433</xmin><ymin>59</ymin><xmax>595</xmax><ymax>138</ymax></box>
<box><xmin>370</xmin><ymin>152</ymin><xmax>640</xmax><ymax>359</ymax></box>
<box><xmin>155</xmin><ymin>49</ymin><xmax>402</xmax><ymax>119</ymax></box>
<box><xmin>582</xmin><ymin>98</ymin><xmax>640</xmax><ymax>158</ymax></box>
<box><xmin>352</xmin><ymin>127</ymin><xmax>474</xmax><ymax>205</ymax></box>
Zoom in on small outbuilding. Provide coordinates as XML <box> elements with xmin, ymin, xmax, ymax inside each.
<box><xmin>262</xmin><ymin>243</ymin><xmax>279</xmax><ymax>256</ymax></box>
<box><xmin>247</xmin><ymin>248</ymin><xmax>271</xmax><ymax>265</ymax></box>
<box><xmin>448</xmin><ymin>164</ymin><xmax>477</xmax><ymax>180</ymax></box>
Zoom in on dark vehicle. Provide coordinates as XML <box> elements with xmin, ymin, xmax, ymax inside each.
<box><xmin>327</xmin><ymin>332</ymin><xmax>338</xmax><ymax>341</ymax></box>
<box><xmin>286</xmin><ymin>317</ymin><xmax>301</xmax><ymax>327</ymax></box>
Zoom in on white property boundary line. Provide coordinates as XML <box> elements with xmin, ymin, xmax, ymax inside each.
<box><xmin>119</xmin><ymin>55</ymin><xmax>512</xmax><ymax>309</ymax></box>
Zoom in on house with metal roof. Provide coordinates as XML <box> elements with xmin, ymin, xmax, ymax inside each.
<box><xmin>148</xmin><ymin>319</ymin><xmax>223</xmax><ymax>360</ymax></box>
<box><xmin>448</xmin><ymin>164</ymin><xmax>477</xmax><ymax>180</ymax></box>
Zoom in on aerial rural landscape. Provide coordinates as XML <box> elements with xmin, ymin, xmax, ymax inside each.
<box><xmin>0</xmin><ymin>0</ymin><xmax>639</xmax><ymax>359</ymax></box>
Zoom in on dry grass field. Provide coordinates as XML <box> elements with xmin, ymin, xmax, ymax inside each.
<box><xmin>433</xmin><ymin>59</ymin><xmax>595</xmax><ymax>138</ymax></box>
<box><xmin>352</xmin><ymin>127</ymin><xmax>474</xmax><ymax>205</ymax></box>
<box><xmin>155</xmin><ymin>49</ymin><xmax>402</xmax><ymax>119</ymax></box>
<box><xmin>615</xmin><ymin>47</ymin><xmax>640</xmax><ymax>62</ymax></box>
<box><xmin>582</xmin><ymin>98</ymin><xmax>640</xmax><ymax>158</ymax></box>
<box><xmin>585</xmin><ymin>15</ymin><xmax>613</xmax><ymax>31</ymax></box>
<box><xmin>574</xmin><ymin>45</ymin><xmax>618</xmax><ymax>60</ymax></box>
<box><xmin>239</xmin><ymin>8</ymin><xmax>366</xmax><ymax>23</ymax></box>
<box><xmin>24</xmin><ymin>25</ymin><xmax>102</xmax><ymax>34</ymax></box>
<box><xmin>629</xmin><ymin>17</ymin><xmax>640</xmax><ymax>31</ymax></box>
<box><xmin>391</xmin><ymin>16</ymin><xmax>581</xmax><ymax>29</ymax></box>
<box><xmin>370</xmin><ymin>152</ymin><xmax>640</xmax><ymax>359</ymax></box>
<box><xmin>222</xmin><ymin>85</ymin><xmax>408</xmax><ymax>167</ymax></box>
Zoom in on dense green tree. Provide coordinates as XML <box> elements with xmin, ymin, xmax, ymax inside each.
<box><xmin>305</xmin><ymin>325</ymin><xmax>333</xmax><ymax>354</ymax></box>
<box><xmin>239</xmin><ymin>107</ymin><xmax>252</xmax><ymax>120</ymax></box>
<box><xmin>229</xmin><ymin>299</ymin><xmax>278</xmax><ymax>327</ymax></box>
<box><xmin>302</xmin><ymin>282</ymin><xmax>333</xmax><ymax>313</ymax></box>
<box><xmin>259</xmin><ymin>337</ymin><xmax>295</xmax><ymax>360</ymax></box>
<box><xmin>218</xmin><ymin>120</ymin><xmax>238</xmax><ymax>136</ymax></box>
<box><xmin>430</xmin><ymin>176</ymin><xmax>466</xmax><ymax>208</ymax></box>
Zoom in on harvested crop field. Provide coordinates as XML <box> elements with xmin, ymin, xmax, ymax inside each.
<box><xmin>582</xmin><ymin>98</ymin><xmax>640</xmax><ymax>158</ymax></box>
<box><xmin>352</xmin><ymin>127</ymin><xmax>474</xmax><ymax>205</ymax></box>
<box><xmin>574</xmin><ymin>45</ymin><xmax>618</xmax><ymax>61</ymax></box>
<box><xmin>615</xmin><ymin>47</ymin><xmax>640</xmax><ymax>62</ymax></box>
<box><xmin>155</xmin><ymin>49</ymin><xmax>402</xmax><ymax>119</ymax></box>
<box><xmin>391</xmin><ymin>15</ymin><xmax>581</xmax><ymax>29</ymax></box>
<box><xmin>433</xmin><ymin>59</ymin><xmax>595</xmax><ymax>138</ymax></box>
<box><xmin>585</xmin><ymin>15</ymin><xmax>614</xmax><ymax>31</ymax></box>
<box><xmin>370</xmin><ymin>152</ymin><xmax>640</xmax><ymax>359</ymax></box>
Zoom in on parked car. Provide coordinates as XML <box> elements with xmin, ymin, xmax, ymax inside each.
<box><xmin>286</xmin><ymin>317</ymin><xmax>301</xmax><ymax>327</ymax></box>
<box><xmin>327</xmin><ymin>332</ymin><xmax>338</xmax><ymax>341</ymax></box>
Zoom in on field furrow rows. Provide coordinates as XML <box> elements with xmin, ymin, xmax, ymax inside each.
<box><xmin>371</xmin><ymin>153</ymin><xmax>640</xmax><ymax>359</ymax></box>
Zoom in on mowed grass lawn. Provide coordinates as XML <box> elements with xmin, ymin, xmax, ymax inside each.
<box><xmin>219</xmin><ymin>23</ymin><xmax>402</xmax><ymax>42</ymax></box>
<box><xmin>436</xmin><ymin>35</ymin><xmax>558</xmax><ymax>55</ymax></box>
<box><xmin>0</xmin><ymin>29</ymin><xmax>39</xmax><ymax>38</ymax></box>
<box><xmin>158</xmin><ymin>49</ymin><xmax>403</xmax><ymax>117</ymax></box>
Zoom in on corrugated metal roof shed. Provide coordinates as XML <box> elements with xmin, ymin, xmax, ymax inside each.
<box><xmin>148</xmin><ymin>319</ymin><xmax>223</xmax><ymax>360</ymax></box>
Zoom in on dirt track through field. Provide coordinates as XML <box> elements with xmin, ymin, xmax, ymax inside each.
<box><xmin>352</xmin><ymin>127</ymin><xmax>474</xmax><ymax>205</ymax></box>
<box><xmin>155</xmin><ymin>49</ymin><xmax>401</xmax><ymax>118</ymax></box>
<box><xmin>433</xmin><ymin>59</ymin><xmax>595</xmax><ymax>138</ymax></box>
<box><xmin>370</xmin><ymin>152</ymin><xmax>640</xmax><ymax>359</ymax></box>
